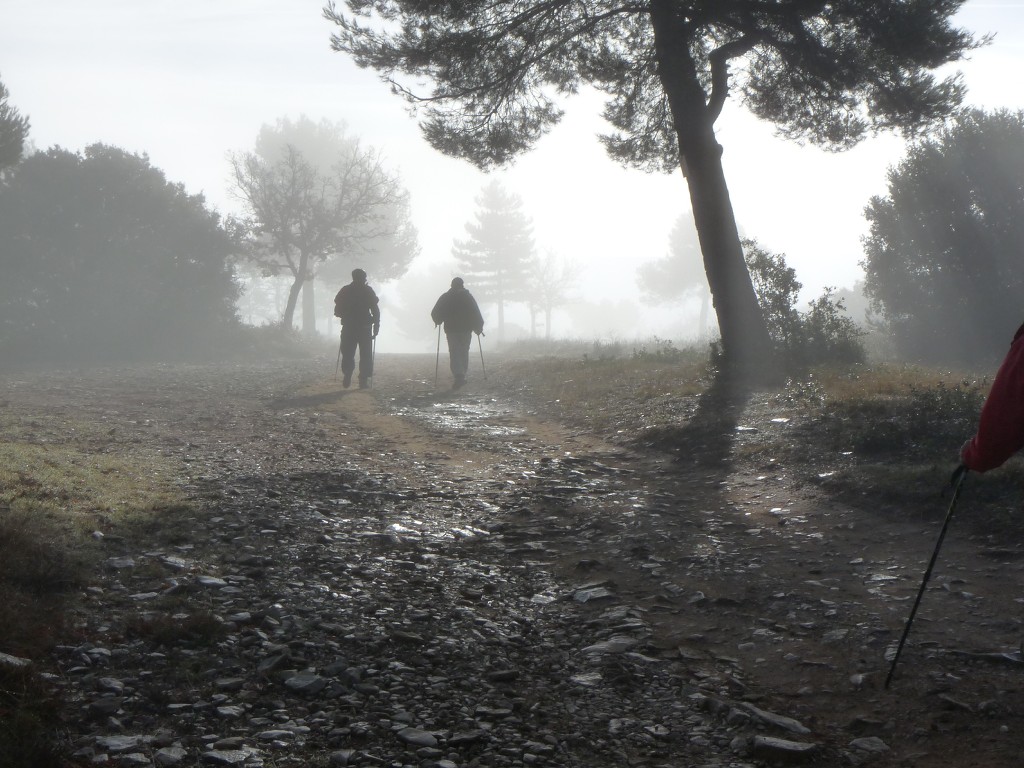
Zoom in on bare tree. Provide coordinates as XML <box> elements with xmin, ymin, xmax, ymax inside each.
<box><xmin>527</xmin><ymin>250</ymin><xmax>580</xmax><ymax>340</ymax></box>
<box><xmin>231</xmin><ymin>116</ymin><xmax>417</xmax><ymax>333</ymax></box>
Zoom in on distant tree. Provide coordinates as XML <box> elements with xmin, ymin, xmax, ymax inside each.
<box><xmin>527</xmin><ymin>250</ymin><xmax>581</xmax><ymax>340</ymax></box>
<box><xmin>744</xmin><ymin>239</ymin><xmax>864</xmax><ymax>370</ymax></box>
<box><xmin>387</xmin><ymin>258</ymin><xmax>461</xmax><ymax>346</ymax></box>
<box><xmin>326</xmin><ymin>0</ymin><xmax>977</xmax><ymax>382</ymax></box>
<box><xmin>234</xmin><ymin>260</ymin><xmax>293</xmax><ymax>326</ymax></box>
<box><xmin>832</xmin><ymin>281</ymin><xmax>873</xmax><ymax>326</ymax></box>
<box><xmin>0</xmin><ymin>77</ymin><xmax>30</xmax><ymax>173</ymax></box>
<box><xmin>638</xmin><ymin>214</ymin><xmax>712</xmax><ymax>337</ymax></box>
<box><xmin>0</xmin><ymin>144</ymin><xmax>239</xmax><ymax>361</ymax></box>
<box><xmin>863</xmin><ymin>108</ymin><xmax>1024</xmax><ymax>365</ymax></box>
<box><xmin>231</xmin><ymin>116</ymin><xmax>417</xmax><ymax>334</ymax></box>
<box><xmin>452</xmin><ymin>180</ymin><xmax>535</xmax><ymax>339</ymax></box>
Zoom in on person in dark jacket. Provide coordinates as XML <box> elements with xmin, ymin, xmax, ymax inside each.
<box><xmin>960</xmin><ymin>322</ymin><xmax>1024</xmax><ymax>472</ymax></box>
<box><xmin>334</xmin><ymin>268</ymin><xmax>380</xmax><ymax>389</ymax></box>
<box><xmin>431</xmin><ymin>277</ymin><xmax>484</xmax><ymax>389</ymax></box>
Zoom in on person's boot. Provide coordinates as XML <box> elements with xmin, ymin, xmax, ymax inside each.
<box><xmin>453</xmin><ymin>375</ymin><xmax>466</xmax><ymax>390</ymax></box>
<box><xmin>358</xmin><ymin>377</ymin><xmax>369</xmax><ymax>389</ymax></box>
<box><xmin>342</xmin><ymin>372</ymin><xmax>352</xmax><ymax>388</ymax></box>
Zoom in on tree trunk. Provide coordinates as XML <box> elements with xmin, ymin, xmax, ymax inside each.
<box><xmin>301</xmin><ymin>279</ymin><xmax>316</xmax><ymax>337</ymax></box>
<box><xmin>650</xmin><ymin>3</ymin><xmax>774</xmax><ymax>383</ymax></box>
<box><xmin>545</xmin><ymin>305</ymin><xmax>553</xmax><ymax>340</ymax></box>
<box><xmin>281</xmin><ymin>277</ymin><xmax>301</xmax><ymax>330</ymax></box>
<box><xmin>683</xmin><ymin>142</ymin><xmax>773</xmax><ymax>378</ymax></box>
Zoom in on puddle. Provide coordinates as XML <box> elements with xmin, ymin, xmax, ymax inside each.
<box><xmin>393</xmin><ymin>399</ymin><xmax>527</xmax><ymax>437</ymax></box>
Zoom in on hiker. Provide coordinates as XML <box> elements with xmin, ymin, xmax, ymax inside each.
<box><xmin>431</xmin><ymin>277</ymin><xmax>484</xmax><ymax>389</ymax></box>
<box><xmin>334</xmin><ymin>268</ymin><xmax>380</xmax><ymax>389</ymax></box>
<box><xmin>960</xmin><ymin>322</ymin><xmax>1024</xmax><ymax>472</ymax></box>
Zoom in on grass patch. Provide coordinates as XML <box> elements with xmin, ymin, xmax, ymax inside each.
<box><xmin>0</xmin><ymin>405</ymin><xmax>192</xmax><ymax>764</ymax></box>
<box><xmin>0</xmin><ymin>441</ymin><xmax>180</xmax><ymax>530</ymax></box>
<box><xmin>501</xmin><ymin>343</ymin><xmax>712</xmax><ymax>433</ymax></box>
<box><xmin>514</xmin><ymin>347</ymin><xmax>1019</xmax><ymax>534</ymax></box>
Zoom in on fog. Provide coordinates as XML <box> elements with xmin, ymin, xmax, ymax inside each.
<box><xmin>1</xmin><ymin>1</ymin><xmax>1020</xmax><ymax>367</ymax></box>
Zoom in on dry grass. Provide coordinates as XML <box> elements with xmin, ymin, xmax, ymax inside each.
<box><xmin>0</xmin><ymin>408</ymin><xmax>190</xmax><ymax>764</ymax></box>
<box><xmin>804</xmin><ymin>362</ymin><xmax>990</xmax><ymax>400</ymax></box>
<box><xmin>0</xmin><ymin>442</ymin><xmax>180</xmax><ymax>530</ymax></box>
<box><xmin>512</xmin><ymin>348</ymin><xmax>1019</xmax><ymax>533</ymax></box>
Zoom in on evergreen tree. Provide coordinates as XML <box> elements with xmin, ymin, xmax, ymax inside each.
<box><xmin>0</xmin><ymin>76</ymin><xmax>30</xmax><ymax>173</ymax></box>
<box><xmin>452</xmin><ymin>180</ymin><xmax>535</xmax><ymax>339</ymax></box>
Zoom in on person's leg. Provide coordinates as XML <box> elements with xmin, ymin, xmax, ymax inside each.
<box><xmin>357</xmin><ymin>328</ymin><xmax>373</xmax><ymax>387</ymax></box>
<box><xmin>340</xmin><ymin>326</ymin><xmax>358</xmax><ymax>387</ymax></box>
<box><xmin>448</xmin><ymin>331</ymin><xmax>471</xmax><ymax>385</ymax></box>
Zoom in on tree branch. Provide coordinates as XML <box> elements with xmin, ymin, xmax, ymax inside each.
<box><xmin>707</xmin><ymin>35</ymin><xmax>760</xmax><ymax>122</ymax></box>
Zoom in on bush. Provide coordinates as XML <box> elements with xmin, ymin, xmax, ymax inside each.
<box><xmin>744</xmin><ymin>239</ymin><xmax>866</xmax><ymax>371</ymax></box>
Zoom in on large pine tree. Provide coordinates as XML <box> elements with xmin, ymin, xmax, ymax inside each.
<box><xmin>327</xmin><ymin>0</ymin><xmax>978</xmax><ymax>382</ymax></box>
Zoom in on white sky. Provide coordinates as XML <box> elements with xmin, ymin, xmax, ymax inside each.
<box><xmin>2</xmin><ymin>0</ymin><xmax>1023</xmax><ymax>338</ymax></box>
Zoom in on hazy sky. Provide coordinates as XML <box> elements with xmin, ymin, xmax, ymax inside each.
<box><xmin>2</xmin><ymin>1</ymin><xmax>1023</xmax><ymax>338</ymax></box>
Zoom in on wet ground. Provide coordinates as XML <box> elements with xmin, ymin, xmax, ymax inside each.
<box><xmin>5</xmin><ymin>353</ymin><xmax>1024</xmax><ymax>766</ymax></box>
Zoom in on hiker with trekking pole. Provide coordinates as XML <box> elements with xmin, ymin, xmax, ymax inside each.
<box><xmin>886</xmin><ymin>321</ymin><xmax>1024</xmax><ymax>687</ymax></box>
<box><xmin>333</xmin><ymin>268</ymin><xmax>380</xmax><ymax>389</ymax></box>
<box><xmin>431</xmin><ymin>277</ymin><xmax>485</xmax><ymax>390</ymax></box>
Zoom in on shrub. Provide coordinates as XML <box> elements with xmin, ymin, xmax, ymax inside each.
<box><xmin>744</xmin><ymin>238</ymin><xmax>866</xmax><ymax>371</ymax></box>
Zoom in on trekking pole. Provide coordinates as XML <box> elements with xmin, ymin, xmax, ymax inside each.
<box><xmin>434</xmin><ymin>325</ymin><xmax>441</xmax><ymax>388</ymax></box>
<box><xmin>334</xmin><ymin>325</ymin><xmax>343</xmax><ymax>380</ymax></box>
<box><xmin>885</xmin><ymin>467</ymin><xmax>968</xmax><ymax>689</ymax></box>
<box><xmin>477</xmin><ymin>333</ymin><xmax>487</xmax><ymax>381</ymax></box>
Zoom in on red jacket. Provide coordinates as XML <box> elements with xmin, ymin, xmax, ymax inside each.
<box><xmin>961</xmin><ymin>323</ymin><xmax>1024</xmax><ymax>472</ymax></box>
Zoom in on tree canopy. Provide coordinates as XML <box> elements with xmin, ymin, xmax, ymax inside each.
<box><xmin>0</xmin><ymin>144</ymin><xmax>239</xmax><ymax>362</ymax></box>
<box><xmin>452</xmin><ymin>180</ymin><xmax>535</xmax><ymax>339</ymax></box>
<box><xmin>0</xmin><ymin>76</ymin><xmax>30</xmax><ymax>173</ymax></box>
<box><xmin>231</xmin><ymin>116</ymin><xmax>418</xmax><ymax>333</ymax></box>
<box><xmin>326</xmin><ymin>0</ymin><xmax>977</xmax><ymax>380</ymax></box>
<box><xmin>863</xmin><ymin>108</ymin><xmax>1024</xmax><ymax>365</ymax></box>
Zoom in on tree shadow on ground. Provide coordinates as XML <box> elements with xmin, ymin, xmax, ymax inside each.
<box><xmin>636</xmin><ymin>374</ymin><xmax>753</xmax><ymax>476</ymax></box>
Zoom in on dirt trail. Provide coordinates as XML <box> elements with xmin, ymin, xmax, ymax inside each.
<box><xmin>5</xmin><ymin>354</ymin><xmax>1024</xmax><ymax>766</ymax></box>
<box><xmin>283</xmin><ymin>355</ymin><xmax>1024</xmax><ymax>767</ymax></box>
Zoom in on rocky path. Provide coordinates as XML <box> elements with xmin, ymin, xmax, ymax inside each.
<box><xmin>5</xmin><ymin>355</ymin><xmax>1024</xmax><ymax>767</ymax></box>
